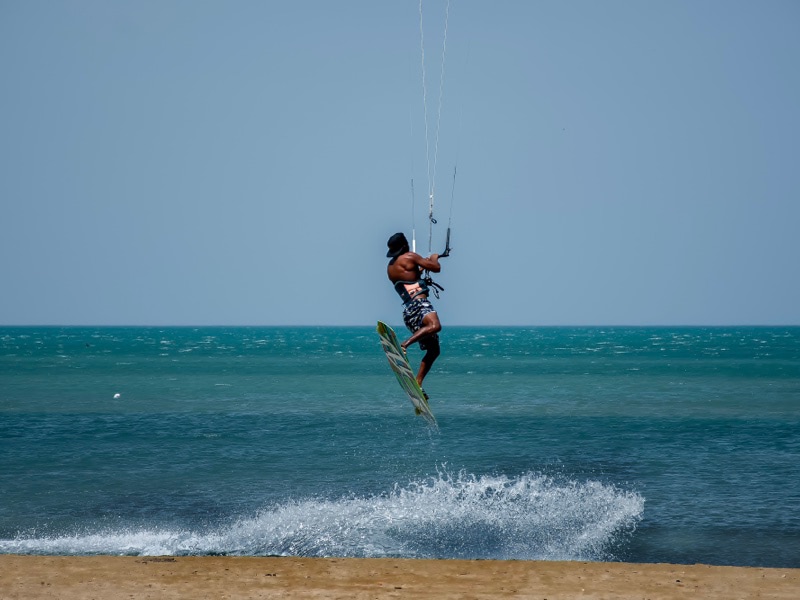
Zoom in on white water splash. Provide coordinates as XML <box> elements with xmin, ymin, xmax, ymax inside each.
<box><xmin>1</xmin><ymin>471</ymin><xmax>643</xmax><ymax>560</ymax></box>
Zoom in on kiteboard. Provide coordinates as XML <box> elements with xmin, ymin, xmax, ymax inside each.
<box><xmin>376</xmin><ymin>321</ymin><xmax>437</xmax><ymax>426</ymax></box>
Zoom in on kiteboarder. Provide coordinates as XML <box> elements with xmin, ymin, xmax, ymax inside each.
<box><xmin>386</xmin><ymin>232</ymin><xmax>442</xmax><ymax>391</ymax></box>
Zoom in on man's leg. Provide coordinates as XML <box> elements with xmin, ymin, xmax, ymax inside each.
<box><xmin>416</xmin><ymin>337</ymin><xmax>441</xmax><ymax>386</ymax></box>
<box><xmin>401</xmin><ymin>311</ymin><xmax>441</xmax><ymax>350</ymax></box>
<box><xmin>401</xmin><ymin>312</ymin><xmax>442</xmax><ymax>386</ymax></box>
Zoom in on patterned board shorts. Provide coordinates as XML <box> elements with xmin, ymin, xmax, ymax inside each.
<box><xmin>402</xmin><ymin>298</ymin><xmax>439</xmax><ymax>351</ymax></box>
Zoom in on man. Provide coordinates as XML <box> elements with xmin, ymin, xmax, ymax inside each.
<box><xmin>386</xmin><ymin>232</ymin><xmax>442</xmax><ymax>390</ymax></box>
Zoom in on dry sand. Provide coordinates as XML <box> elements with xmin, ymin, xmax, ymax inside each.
<box><xmin>0</xmin><ymin>555</ymin><xmax>797</xmax><ymax>599</ymax></box>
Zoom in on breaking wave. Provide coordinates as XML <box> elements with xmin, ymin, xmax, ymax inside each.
<box><xmin>1</xmin><ymin>471</ymin><xmax>643</xmax><ymax>561</ymax></box>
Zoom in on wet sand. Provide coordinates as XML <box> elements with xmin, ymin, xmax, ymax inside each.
<box><xmin>0</xmin><ymin>555</ymin><xmax>797</xmax><ymax>599</ymax></box>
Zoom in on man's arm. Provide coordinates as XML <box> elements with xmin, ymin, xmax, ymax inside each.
<box><xmin>413</xmin><ymin>253</ymin><xmax>441</xmax><ymax>273</ymax></box>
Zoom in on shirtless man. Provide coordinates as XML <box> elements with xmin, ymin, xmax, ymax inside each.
<box><xmin>385</xmin><ymin>232</ymin><xmax>442</xmax><ymax>388</ymax></box>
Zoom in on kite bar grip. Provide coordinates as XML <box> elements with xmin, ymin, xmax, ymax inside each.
<box><xmin>439</xmin><ymin>227</ymin><xmax>452</xmax><ymax>258</ymax></box>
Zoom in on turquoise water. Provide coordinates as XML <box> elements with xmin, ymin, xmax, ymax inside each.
<box><xmin>1</xmin><ymin>326</ymin><xmax>798</xmax><ymax>566</ymax></box>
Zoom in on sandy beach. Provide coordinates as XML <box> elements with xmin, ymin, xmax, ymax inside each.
<box><xmin>0</xmin><ymin>556</ymin><xmax>797</xmax><ymax>599</ymax></box>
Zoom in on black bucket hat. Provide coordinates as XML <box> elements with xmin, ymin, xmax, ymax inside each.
<box><xmin>386</xmin><ymin>232</ymin><xmax>409</xmax><ymax>258</ymax></box>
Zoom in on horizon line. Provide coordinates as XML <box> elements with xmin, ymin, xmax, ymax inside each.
<box><xmin>2</xmin><ymin>323</ymin><xmax>799</xmax><ymax>328</ymax></box>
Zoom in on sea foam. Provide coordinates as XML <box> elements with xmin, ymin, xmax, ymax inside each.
<box><xmin>1</xmin><ymin>470</ymin><xmax>643</xmax><ymax>560</ymax></box>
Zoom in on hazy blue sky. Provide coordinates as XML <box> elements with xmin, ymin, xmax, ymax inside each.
<box><xmin>2</xmin><ymin>1</ymin><xmax>798</xmax><ymax>326</ymax></box>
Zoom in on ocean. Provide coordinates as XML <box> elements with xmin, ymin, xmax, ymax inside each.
<box><xmin>1</xmin><ymin>326</ymin><xmax>798</xmax><ymax>567</ymax></box>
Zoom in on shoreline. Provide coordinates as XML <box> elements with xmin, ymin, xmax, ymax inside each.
<box><xmin>1</xmin><ymin>556</ymin><xmax>798</xmax><ymax>599</ymax></box>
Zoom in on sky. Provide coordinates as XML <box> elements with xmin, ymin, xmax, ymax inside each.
<box><xmin>1</xmin><ymin>0</ymin><xmax>799</xmax><ymax>326</ymax></box>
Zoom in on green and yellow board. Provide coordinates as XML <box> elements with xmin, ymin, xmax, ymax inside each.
<box><xmin>376</xmin><ymin>321</ymin><xmax>437</xmax><ymax>426</ymax></box>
